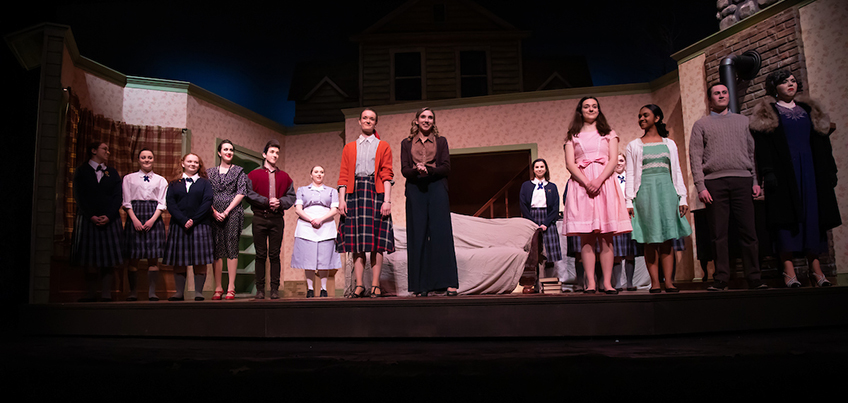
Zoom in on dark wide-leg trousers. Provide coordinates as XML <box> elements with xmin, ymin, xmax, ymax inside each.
<box><xmin>405</xmin><ymin>178</ymin><xmax>459</xmax><ymax>293</ymax></box>
<box><xmin>253</xmin><ymin>212</ymin><xmax>284</xmax><ymax>290</ymax></box>
<box><xmin>704</xmin><ymin>177</ymin><xmax>761</xmax><ymax>283</ymax></box>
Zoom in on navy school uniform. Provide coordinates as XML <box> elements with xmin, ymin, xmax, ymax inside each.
<box><xmin>71</xmin><ymin>162</ymin><xmax>124</xmax><ymax>267</ymax></box>
<box><xmin>162</xmin><ymin>177</ymin><xmax>214</xmax><ymax>266</ymax></box>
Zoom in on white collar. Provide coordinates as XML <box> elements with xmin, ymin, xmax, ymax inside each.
<box><xmin>89</xmin><ymin>160</ymin><xmax>105</xmax><ymax>170</ymax></box>
<box><xmin>532</xmin><ymin>178</ymin><xmax>547</xmax><ymax>187</ymax></box>
<box><xmin>182</xmin><ymin>173</ymin><xmax>200</xmax><ymax>181</ymax></box>
<box><xmin>308</xmin><ymin>183</ymin><xmax>325</xmax><ymax>191</ymax></box>
<box><xmin>358</xmin><ymin>134</ymin><xmax>377</xmax><ymax>143</ymax></box>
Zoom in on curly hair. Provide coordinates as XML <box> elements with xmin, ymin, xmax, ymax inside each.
<box><xmin>765</xmin><ymin>69</ymin><xmax>802</xmax><ymax>98</ymax></box>
<box><xmin>408</xmin><ymin>107</ymin><xmax>439</xmax><ymax>140</ymax></box>
<box><xmin>171</xmin><ymin>153</ymin><xmax>208</xmax><ymax>183</ymax></box>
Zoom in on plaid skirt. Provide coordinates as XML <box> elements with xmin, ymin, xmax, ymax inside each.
<box><xmin>123</xmin><ymin>200</ymin><xmax>166</xmax><ymax>260</ymax></box>
<box><xmin>530</xmin><ymin>208</ymin><xmax>562</xmax><ymax>262</ymax></box>
<box><xmin>336</xmin><ymin>176</ymin><xmax>395</xmax><ymax>253</ymax></box>
<box><xmin>71</xmin><ymin>214</ymin><xmax>124</xmax><ymax>267</ymax></box>
<box><xmin>672</xmin><ymin>236</ymin><xmax>686</xmax><ymax>251</ymax></box>
<box><xmin>162</xmin><ymin>222</ymin><xmax>214</xmax><ymax>266</ymax></box>
<box><xmin>612</xmin><ymin>232</ymin><xmax>644</xmax><ymax>257</ymax></box>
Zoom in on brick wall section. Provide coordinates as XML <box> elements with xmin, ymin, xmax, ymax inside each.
<box><xmin>704</xmin><ymin>7</ymin><xmax>807</xmax><ymax>116</ymax></box>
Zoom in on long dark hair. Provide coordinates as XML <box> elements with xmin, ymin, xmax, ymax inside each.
<box><xmin>408</xmin><ymin>107</ymin><xmax>440</xmax><ymax>139</ymax></box>
<box><xmin>641</xmin><ymin>104</ymin><xmax>668</xmax><ymax>138</ymax></box>
<box><xmin>530</xmin><ymin>158</ymin><xmax>550</xmax><ymax>181</ymax></box>
<box><xmin>565</xmin><ymin>96</ymin><xmax>612</xmax><ymax>143</ymax></box>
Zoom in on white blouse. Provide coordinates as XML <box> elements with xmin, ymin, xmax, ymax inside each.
<box><xmin>122</xmin><ymin>170</ymin><xmax>168</xmax><ymax>210</ymax></box>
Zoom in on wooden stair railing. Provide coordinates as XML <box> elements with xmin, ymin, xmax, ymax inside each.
<box><xmin>473</xmin><ymin>165</ymin><xmax>529</xmax><ymax>218</ymax></box>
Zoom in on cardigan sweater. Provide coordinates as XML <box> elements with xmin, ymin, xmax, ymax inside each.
<box><xmin>519</xmin><ymin>180</ymin><xmax>560</xmax><ymax>228</ymax></box>
<box><xmin>338</xmin><ymin>138</ymin><xmax>393</xmax><ymax>194</ymax></box>
<box><xmin>400</xmin><ymin>135</ymin><xmax>450</xmax><ymax>185</ymax></box>
<box><xmin>166</xmin><ymin>177</ymin><xmax>213</xmax><ymax>227</ymax></box>
<box><xmin>749</xmin><ymin>95</ymin><xmax>841</xmax><ymax>231</ymax></box>
<box><xmin>74</xmin><ymin>162</ymin><xmax>123</xmax><ymax>221</ymax></box>
<box><xmin>624</xmin><ymin>138</ymin><xmax>688</xmax><ymax>209</ymax></box>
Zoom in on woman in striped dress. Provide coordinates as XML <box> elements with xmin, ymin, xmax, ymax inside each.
<box><xmin>520</xmin><ymin>158</ymin><xmax>563</xmax><ymax>267</ymax></box>
<box><xmin>122</xmin><ymin>149</ymin><xmax>168</xmax><ymax>301</ymax></box>
<box><xmin>163</xmin><ymin>153</ymin><xmax>214</xmax><ymax>301</ymax></box>
<box><xmin>208</xmin><ymin>140</ymin><xmax>247</xmax><ymax>300</ymax></box>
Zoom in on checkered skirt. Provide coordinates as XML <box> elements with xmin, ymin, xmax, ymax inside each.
<box><xmin>162</xmin><ymin>222</ymin><xmax>214</xmax><ymax>266</ymax></box>
<box><xmin>71</xmin><ymin>214</ymin><xmax>124</xmax><ymax>267</ymax></box>
<box><xmin>123</xmin><ymin>200</ymin><xmax>166</xmax><ymax>260</ymax></box>
<box><xmin>530</xmin><ymin>208</ymin><xmax>562</xmax><ymax>262</ymax></box>
<box><xmin>336</xmin><ymin>176</ymin><xmax>395</xmax><ymax>253</ymax></box>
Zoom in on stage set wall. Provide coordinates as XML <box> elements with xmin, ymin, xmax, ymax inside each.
<box><xmin>675</xmin><ymin>0</ymin><xmax>847</xmax><ymax>273</ymax></box>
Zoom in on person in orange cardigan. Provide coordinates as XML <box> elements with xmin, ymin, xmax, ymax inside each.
<box><xmin>336</xmin><ymin>108</ymin><xmax>395</xmax><ymax>298</ymax></box>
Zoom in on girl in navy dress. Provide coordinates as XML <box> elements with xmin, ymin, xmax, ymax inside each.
<box><xmin>208</xmin><ymin>140</ymin><xmax>247</xmax><ymax>300</ymax></box>
<box><xmin>72</xmin><ymin>141</ymin><xmax>123</xmax><ymax>301</ymax></box>
<box><xmin>122</xmin><ymin>149</ymin><xmax>168</xmax><ymax>301</ymax></box>
<box><xmin>750</xmin><ymin>69</ymin><xmax>840</xmax><ymax>287</ymax></box>
<box><xmin>163</xmin><ymin>153</ymin><xmax>214</xmax><ymax>301</ymax></box>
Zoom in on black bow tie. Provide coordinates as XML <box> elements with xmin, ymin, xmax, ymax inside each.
<box><xmin>96</xmin><ymin>166</ymin><xmax>104</xmax><ymax>172</ymax></box>
<box><xmin>143</xmin><ymin>175</ymin><xmax>150</xmax><ymax>182</ymax></box>
<box><xmin>185</xmin><ymin>178</ymin><xmax>194</xmax><ymax>183</ymax></box>
<box><xmin>618</xmin><ymin>175</ymin><xmax>625</xmax><ymax>183</ymax></box>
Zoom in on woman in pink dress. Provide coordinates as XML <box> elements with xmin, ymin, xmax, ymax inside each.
<box><xmin>564</xmin><ymin>96</ymin><xmax>632</xmax><ymax>294</ymax></box>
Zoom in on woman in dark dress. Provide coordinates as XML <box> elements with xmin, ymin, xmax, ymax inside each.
<box><xmin>400</xmin><ymin>107</ymin><xmax>459</xmax><ymax>297</ymax></box>
<box><xmin>749</xmin><ymin>69</ymin><xmax>841</xmax><ymax>287</ymax></box>
<box><xmin>519</xmin><ymin>158</ymin><xmax>563</xmax><ymax>266</ymax></box>
<box><xmin>72</xmin><ymin>141</ymin><xmax>123</xmax><ymax>301</ymax></box>
<box><xmin>207</xmin><ymin>140</ymin><xmax>247</xmax><ymax>300</ymax></box>
<box><xmin>163</xmin><ymin>153</ymin><xmax>215</xmax><ymax>301</ymax></box>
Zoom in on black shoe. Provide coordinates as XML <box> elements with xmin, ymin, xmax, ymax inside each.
<box><xmin>306</xmin><ymin>289</ymin><xmax>314</xmax><ymax>298</ymax></box>
<box><xmin>584</xmin><ymin>289</ymin><xmax>596</xmax><ymax>294</ymax></box>
<box><xmin>649</xmin><ymin>288</ymin><xmax>662</xmax><ymax>294</ymax></box>
<box><xmin>665</xmin><ymin>287</ymin><xmax>680</xmax><ymax>293</ymax></box>
<box><xmin>254</xmin><ymin>290</ymin><xmax>265</xmax><ymax>300</ymax></box>
<box><xmin>168</xmin><ymin>296</ymin><xmax>184</xmax><ymax>301</ymax></box>
<box><xmin>269</xmin><ymin>289</ymin><xmax>280</xmax><ymax>299</ymax></box>
<box><xmin>320</xmin><ymin>289</ymin><xmax>328</xmax><ymax>298</ymax></box>
<box><xmin>149</xmin><ymin>296</ymin><xmax>159</xmax><ymax>301</ymax></box>
<box><xmin>749</xmin><ymin>281</ymin><xmax>768</xmax><ymax>290</ymax></box>
<box><xmin>605</xmin><ymin>289</ymin><xmax>619</xmax><ymax>295</ymax></box>
<box><xmin>446</xmin><ymin>289</ymin><xmax>458</xmax><ymax>297</ymax></box>
<box><xmin>194</xmin><ymin>296</ymin><xmax>205</xmax><ymax>301</ymax></box>
<box><xmin>126</xmin><ymin>296</ymin><xmax>138</xmax><ymax>302</ymax></box>
<box><xmin>707</xmin><ymin>281</ymin><xmax>728</xmax><ymax>291</ymax></box>
<box><xmin>626</xmin><ymin>287</ymin><xmax>638</xmax><ymax>292</ymax></box>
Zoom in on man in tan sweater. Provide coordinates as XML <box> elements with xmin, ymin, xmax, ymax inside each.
<box><xmin>689</xmin><ymin>83</ymin><xmax>766</xmax><ymax>291</ymax></box>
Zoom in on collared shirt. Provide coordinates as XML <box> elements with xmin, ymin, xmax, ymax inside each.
<box><xmin>615</xmin><ymin>172</ymin><xmax>626</xmax><ymax>194</ymax></box>
<box><xmin>411</xmin><ymin>134</ymin><xmax>436</xmax><ymax>166</ymax></box>
<box><xmin>89</xmin><ymin>159</ymin><xmax>106</xmax><ymax>183</ymax></box>
<box><xmin>530</xmin><ymin>178</ymin><xmax>548</xmax><ymax>208</ymax></box>
<box><xmin>182</xmin><ymin>173</ymin><xmax>200</xmax><ymax>192</ymax></box>
<box><xmin>122</xmin><ymin>170</ymin><xmax>168</xmax><ymax>210</ymax></box>
<box><xmin>355</xmin><ymin>134</ymin><xmax>379</xmax><ymax>176</ymax></box>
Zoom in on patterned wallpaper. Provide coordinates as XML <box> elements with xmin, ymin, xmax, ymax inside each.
<box><xmin>123</xmin><ymin>88</ymin><xmax>187</xmax><ymax>127</ymax></box>
<box><xmin>800</xmin><ymin>0</ymin><xmax>848</xmax><ymax>271</ymax></box>
<box><xmin>678</xmin><ymin>54</ymin><xmax>709</xmax><ymax>211</ymax></box>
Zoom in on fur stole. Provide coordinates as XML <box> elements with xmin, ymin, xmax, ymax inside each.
<box><xmin>749</xmin><ymin>95</ymin><xmax>831</xmax><ymax>135</ymax></box>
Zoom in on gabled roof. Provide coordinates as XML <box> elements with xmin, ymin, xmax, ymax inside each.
<box><xmin>288</xmin><ymin>58</ymin><xmax>358</xmax><ymax>101</ymax></box>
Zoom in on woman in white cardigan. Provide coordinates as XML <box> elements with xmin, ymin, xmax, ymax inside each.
<box><xmin>625</xmin><ymin>104</ymin><xmax>691</xmax><ymax>293</ymax></box>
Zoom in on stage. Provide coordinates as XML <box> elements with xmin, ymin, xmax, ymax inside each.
<box><xmin>19</xmin><ymin>286</ymin><xmax>848</xmax><ymax>339</ymax></box>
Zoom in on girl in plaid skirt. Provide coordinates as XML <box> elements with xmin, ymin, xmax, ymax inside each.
<box><xmin>122</xmin><ymin>149</ymin><xmax>168</xmax><ymax>301</ymax></box>
<box><xmin>337</xmin><ymin>108</ymin><xmax>395</xmax><ymax>298</ymax></box>
<box><xmin>163</xmin><ymin>153</ymin><xmax>214</xmax><ymax>301</ymax></box>
<box><xmin>520</xmin><ymin>158</ymin><xmax>563</xmax><ymax>265</ymax></box>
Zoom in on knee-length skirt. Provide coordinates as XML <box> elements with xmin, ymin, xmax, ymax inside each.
<box><xmin>71</xmin><ymin>214</ymin><xmax>124</xmax><ymax>267</ymax></box>
<box><xmin>530</xmin><ymin>208</ymin><xmax>562</xmax><ymax>262</ymax></box>
<box><xmin>336</xmin><ymin>176</ymin><xmax>395</xmax><ymax>253</ymax></box>
<box><xmin>123</xmin><ymin>200</ymin><xmax>166</xmax><ymax>260</ymax></box>
<box><xmin>292</xmin><ymin>238</ymin><xmax>342</xmax><ymax>270</ymax></box>
<box><xmin>162</xmin><ymin>222</ymin><xmax>214</xmax><ymax>266</ymax></box>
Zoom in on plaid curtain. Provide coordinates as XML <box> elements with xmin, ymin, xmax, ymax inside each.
<box><xmin>62</xmin><ymin>90</ymin><xmax>183</xmax><ymax>243</ymax></box>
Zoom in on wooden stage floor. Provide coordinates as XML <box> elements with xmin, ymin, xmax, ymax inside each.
<box><xmin>19</xmin><ymin>287</ymin><xmax>848</xmax><ymax>338</ymax></box>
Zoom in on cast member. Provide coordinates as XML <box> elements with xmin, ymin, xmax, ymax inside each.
<box><xmin>247</xmin><ymin>139</ymin><xmax>296</xmax><ymax>299</ymax></box>
<box><xmin>292</xmin><ymin>165</ymin><xmax>341</xmax><ymax>297</ymax></box>
<box><xmin>749</xmin><ymin>69</ymin><xmax>840</xmax><ymax>287</ymax></box>
<box><xmin>163</xmin><ymin>153</ymin><xmax>214</xmax><ymax>301</ymax></box>
<box><xmin>72</xmin><ymin>142</ymin><xmax>123</xmax><ymax>301</ymax></box>
<box><xmin>611</xmin><ymin>153</ymin><xmax>641</xmax><ymax>291</ymax></box>
<box><xmin>208</xmin><ymin>140</ymin><xmax>248</xmax><ymax>300</ymax></box>
<box><xmin>689</xmin><ymin>83</ymin><xmax>766</xmax><ymax>290</ymax></box>
<box><xmin>122</xmin><ymin>148</ymin><xmax>167</xmax><ymax>301</ymax></box>
<box><xmin>563</xmin><ymin>96</ymin><xmax>632</xmax><ymax>294</ymax></box>
<box><xmin>626</xmin><ymin>104</ymin><xmax>691</xmax><ymax>293</ymax></box>
<box><xmin>401</xmin><ymin>107</ymin><xmax>459</xmax><ymax>297</ymax></box>
<box><xmin>337</xmin><ymin>108</ymin><xmax>395</xmax><ymax>298</ymax></box>
<box><xmin>520</xmin><ymin>158</ymin><xmax>563</xmax><ymax>266</ymax></box>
